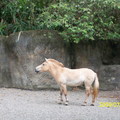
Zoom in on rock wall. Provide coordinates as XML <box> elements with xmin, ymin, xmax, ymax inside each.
<box><xmin>0</xmin><ymin>30</ymin><xmax>120</xmax><ymax>90</ymax></box>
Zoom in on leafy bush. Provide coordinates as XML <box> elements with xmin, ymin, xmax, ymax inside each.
<box><xmin>92</xmin><ymin>0</ymin><xmax>120</xmax><ymax>40</ymax></box>
<box><xmin>0</xmin><ymin>0</ymin><xmax>120</xmax><ymax>43</ymax></box>
<box><xmin>0</xmin><ymin>0</ymin><xmax>53</xmax><ymax>35</ymax></box>
<box><xmin>36</xmin><ymin>0</ymin><xmax>120</xmax><ymax>42</ymax></box>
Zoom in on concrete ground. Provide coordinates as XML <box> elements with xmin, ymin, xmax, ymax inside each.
<box><xmin>0</xmin><ymin>88</ymin><xmax>120</xmax><ymax>120</ymax></box>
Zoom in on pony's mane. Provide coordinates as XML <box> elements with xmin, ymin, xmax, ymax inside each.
<box><xmin>48</xmin><ymin>59</ymin><xmax>64</xmax><ymax>67</ymax></box>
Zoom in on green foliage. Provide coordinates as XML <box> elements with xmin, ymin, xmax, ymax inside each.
<box><xmin>0</xmin><ymin>0</ymin><xmax>54</xmax><ymax>35</ymax></box>
<box><xmin>92</xmin><ymin>0</ymin><xmax>120</xmax><ymax>40</ymax></box>
<box><xmin>0</xmin><ymin>0</ymin><xmax>120</xmax><ymax>43</ymax></box>
<box><xmin>36</xmin><ymin>2</ymin><xmax>95</xmax><ymax>43</ymax></box>
<box><xmin>36</xmin><ymin>0</ymin><xmax>120</xmax><ymax>42</ymax></box>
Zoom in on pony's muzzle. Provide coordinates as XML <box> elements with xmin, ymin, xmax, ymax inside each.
<box><xmin>35</xmin><ymin>69</ymin><xmax>39</xmax><ymax>73</ymax></box>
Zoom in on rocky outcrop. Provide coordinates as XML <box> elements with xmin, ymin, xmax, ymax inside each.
<box><xmin>99</xmin><ymin>65</ymin><xmax>120</xmax><ymax>90</ymax></box>
<box><xmin>0</xmin><ymin>36</ymin><xmax>12</xmax><ymax>87</ymax></box>
<box><xmin>0</xmin><ymin>30</ymin><xmax>70</xmax><ymax>90</ymax></box>
<box><xmin>74</xmin><ymin>40</ymin><xmax>120</xmax><ymax>90</ymax></box>
<box><xmin>0</xmin><ymin>31</ymin><xmax>120</xmax><ymax>90</ymax></box>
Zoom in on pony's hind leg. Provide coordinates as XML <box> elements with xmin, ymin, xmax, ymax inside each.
<box><xmin>91</xmin><ymin>94</ymin><xmax>95</xmax><ymax>106</ymax></box>
<box><xmin>82</xmin><ymin>87</ymin><xmax>91</xmax><ymax>106</ymax></box>
<box><xmin>91</xmin><ymin>87</ymin><xmax>97</xmax><ymax>106</ymax></box>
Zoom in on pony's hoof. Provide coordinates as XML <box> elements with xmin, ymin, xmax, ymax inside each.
<box><xmin>90</xmin><ymin>104</ymin><xmax>94</xmax><ymax>106</ymax></box>
<box><xmin>65</xmin><ymin>102</ymin><xmax>68</xmax><ymax>106</ymax></box>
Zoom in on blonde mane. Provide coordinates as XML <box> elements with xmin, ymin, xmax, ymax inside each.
<box><xmin>48</xmin><ymin>59</ymin><xmax>64</xmax><ymax>67</ymax></box>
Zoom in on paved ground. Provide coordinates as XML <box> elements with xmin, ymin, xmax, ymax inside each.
<box><xmin>0</xmin><ymin>88</ymin><xmax>120</xmax><ymax>120</ymax></box>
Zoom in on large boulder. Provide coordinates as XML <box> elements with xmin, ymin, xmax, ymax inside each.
<box><xmin>99</xmin><ymin>65</ymin><xmax>120</xmax><ymax>90</ymax></box>
<box><xmin>74</xmin><ymin>41</ymin><xmax>102</xmax><ymax>72</ymax></box>
<box><xmin>73</xmin><ymin>40</ymin><xmax>120</xmax><ymax>90</ymax></box>
<box><xmin>3</xmin><ymin>30</ymin><xmax>70</xmax><ymax>90</ymax></box>
<box><xmin>0</xmin><ymin>36</ymin><xmax>12</xmax><ymax>87</ymax></box>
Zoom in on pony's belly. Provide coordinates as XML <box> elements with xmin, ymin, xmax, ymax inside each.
<box><xmin>59</xmin><ymin>75</ymin><xmax>85</xmax><ymax>86</ymax></box>
<box><xmin>66</xmin><ymin>80</ymin><xmax>84</xmax><ymax>86</ymax></box>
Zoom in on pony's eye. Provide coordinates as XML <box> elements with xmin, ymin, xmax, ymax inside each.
<box><xmin>43</xmin><ymin>64</ymin><xmax>45</xmax><ymax>66</ymax></box>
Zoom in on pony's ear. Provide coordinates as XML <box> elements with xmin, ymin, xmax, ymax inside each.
<box><xmin>45</xmin><ymin>58</ymin><xmax>48</xmax><ymax>62</ymax></box>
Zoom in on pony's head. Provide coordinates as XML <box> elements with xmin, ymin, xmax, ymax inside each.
<box><xmin>35</xmin><ymin>58</ymin><xmax>64</xmax><ymax>73</ymax></box>
<box><xmin>35</xmin><ymin>58</ymin><xmax>50</xmax><ymax>73</ymax></box>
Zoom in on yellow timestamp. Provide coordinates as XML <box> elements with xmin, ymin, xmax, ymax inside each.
<box><xmin>99</xmin><ymin>102</ymin><xmax>120</xmax><ymax>107</ymax></box>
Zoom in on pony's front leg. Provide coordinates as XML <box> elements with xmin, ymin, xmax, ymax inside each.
<box><xmin>61</xmin><ymin>84</ymin><xmax>69</xmax><ymax>105</ymax></box>
<box><xmin>65</xmin><ymin>94</ymin><xmax>69</xmax><ymax>105</ymax></box>
<box><xmin>58</xmin><ymin>87</ymin><xmax>63</xmax><ymax>104</ymax></box>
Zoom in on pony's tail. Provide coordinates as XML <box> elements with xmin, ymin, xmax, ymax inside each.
<box><xmin>93</xmin><ymin>74</ymin><xmax>99</xmax><ymax>98</ymax></box>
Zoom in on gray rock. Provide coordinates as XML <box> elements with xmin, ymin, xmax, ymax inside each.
<box><xmin>73</xmin><ymin>40</ymin><xmax>120</xmax><ymax>90</ymax></box>
<box><xmin>74</xmin><ymin>41</ymin><xmax>102</xmax><ymax>72</ymax></box>
<box><xmin>99</xmin><ymin>65</ymin><xmax>120</xmax><ymax>90</ymax></box>
<box><xmin>0</xmin><ymin>36</ymin><xmax>12</xmax><ymax>87</ymax></box>
<box><xmin>2</xmin><ymin>30</ymin><xmax>70</xmax><ymax>90</ymax></box>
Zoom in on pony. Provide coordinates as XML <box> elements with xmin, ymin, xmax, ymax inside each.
<box><xmin>35</xmin><ymin>58</ymin><xmax>99</xmax><ymax>106</ymax></box>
